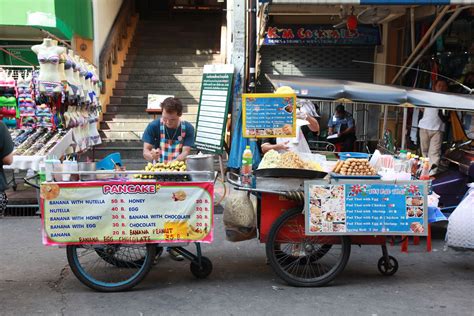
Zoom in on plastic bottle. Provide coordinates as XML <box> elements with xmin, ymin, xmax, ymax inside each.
<box><xmin>411</xmin><ymin>155</ymin><xmax>419</xmax><ymax>178</ymax></box>
<box><xmin>398</xmin><ymin>149</ymin><xmax>407</xmax><ymax>160</ymax></box>
<box><xmin>419</xmin><ymin>157</ymin><xmax>430</xmax><ymax>180</ymax></box>
<box><xmin>241</xmin><ymin>145</ymin><xmax>253</xmax><ymax>187</ymax></box>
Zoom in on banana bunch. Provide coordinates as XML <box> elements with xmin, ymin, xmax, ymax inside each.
<box><xmin>134</xmin><ymin>161</ymin><xmax>187</xmax><ymax>179</ymax></box>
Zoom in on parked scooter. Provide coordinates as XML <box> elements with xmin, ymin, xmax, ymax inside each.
<box><xmin>432</xmin><ymin>139</ymin><xmax>474</xmax><ymax>215</ymax></box>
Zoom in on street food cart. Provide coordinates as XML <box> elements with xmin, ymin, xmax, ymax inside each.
<box><xmin>224</xmin><ymin>75</ymin><xmax>473</xmax><ymax>287</ymax></box>
<box><xmin>30</xmin><ymin>169</ymin><xmax>216</xmax><ymax>292</ymax></box>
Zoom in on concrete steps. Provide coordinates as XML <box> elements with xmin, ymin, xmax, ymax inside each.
<box><xmin>98</xmin><ymin>13</ymin><xmax>220</xmax><ymax>157</ymax></box>
<box><xmin>119</xmin><ymin>67</ymin><xmax>202</xmax><ymax>76</ymax></box>
<box><xmin>114</xmin><ymin>80</ymin><xmax>202</xmax><ymax>89</ymax></box>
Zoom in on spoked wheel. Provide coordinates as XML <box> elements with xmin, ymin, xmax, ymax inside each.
<box><xmin>67</xmin><ymin>244</ymin><xmax>156</xmax><ymax>292</ymax></box>
<box><xmin>266</xmin><ymin>208</ymin><xmax>351</xmax><ymax>287</ymax></box>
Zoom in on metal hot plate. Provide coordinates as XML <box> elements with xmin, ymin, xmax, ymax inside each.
<box><xmin>254</xmin><ymin>168</ymin><xmax>327</xmax><ymax>179</ymax></box>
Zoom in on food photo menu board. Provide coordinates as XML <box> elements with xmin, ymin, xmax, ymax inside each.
<box><xmin>304</xmin><ymin>180</ymin><xmax>428</xmax><ymax>236</ymax></box>
<box><xmin>242</xmin><ymin>93</ymin><xmax>296</xmax><ymax>138</ymax></box>
<box><xmin>41</xmin><ymin>181</ymin><xmax>214</xmax><ymax>246</ymax></box>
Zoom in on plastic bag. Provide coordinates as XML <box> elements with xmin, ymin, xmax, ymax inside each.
<box><xmin>223</xmin><ymin>190</ymin><xmax>257</xmax><ymax>242</ymax></box>
<box><xmin>446</xmin><ymin>184</ymin><xmax>474</xmax><ymax>251</ymax></box>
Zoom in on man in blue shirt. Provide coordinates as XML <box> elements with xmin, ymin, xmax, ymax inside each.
<box><xmin>142</xmin><ymin>97</ymin><xmax>195</xmax><ymax>261</ymax></box>
<box><xmin>327</xmin><ymin>104</ymin><xmax>356</xmax><ymax>152</ymax></box>
<box><xmin>142</xmin><ymin>97</ymin><xmax>195</xmax><ymax>163</ymax></box>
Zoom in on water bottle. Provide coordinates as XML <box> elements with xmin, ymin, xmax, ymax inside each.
<box><xmin>241</xmin><ymin>145</ymin><xmax>253</xmax><ymax>187</ymax></box>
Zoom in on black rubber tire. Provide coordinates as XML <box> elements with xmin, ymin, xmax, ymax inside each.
<box><xmin>266</xmin><ymin>208</ymin><xmax>351</xmax><ymax>287</ymax></box>
<box><xmin>377</xmin><ymin>255</ymin><xmax>399</xmax><ymax>276</ymax></box>
<box><xmin>190</xmin><ymin>257</ymin><xmax>213</xmax><ymax>279</ymax></box>
<box><xmin>67</xmin><ymin>244</ymin><xmax>156</xmax><ymax>292</ymax></box>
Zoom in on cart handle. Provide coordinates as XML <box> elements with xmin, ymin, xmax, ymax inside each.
<box><xmin>226</xmin><ymin>172</ymin><xmax>242</xmax><ymax>187</ymax></box>
<box><xmin>24</xmin><ymin>174</ymin><xmax>40</xmax><ymax>189</ymax></box>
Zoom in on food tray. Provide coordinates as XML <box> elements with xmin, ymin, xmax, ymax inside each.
<box><xmin>255</xmin><ymin>168</ymin><xmax>327</xmax><ymax>179</ymax></box>
<box><xmin>330</xmin><ymin>172</ymin><xmax>381</xmax><ymax>179</ymax></box>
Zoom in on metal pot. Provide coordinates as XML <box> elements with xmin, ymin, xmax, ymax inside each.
<box><xmin>186</xmin><ymin>154</ymin><xmax>214</xmax><ymax>181</ymax></box>
<box><xmin>78</xmin><ymin>162</ymin><xmax>97</xmax><ymax>181</ymax></box>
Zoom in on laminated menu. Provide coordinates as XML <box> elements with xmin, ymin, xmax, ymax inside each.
<box><xmin>41</xmin><ymin>181</ymin><xmax>214</xmax><ymax>245</ymax></box>
<box><xmin>305</xmin><ymin>180</ymin><xmax>428</xmax><ymax>236</ymax></box>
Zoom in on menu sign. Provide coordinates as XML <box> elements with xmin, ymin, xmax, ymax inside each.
<box><xmin>305</xmin><ymin>180</ymin><xmax>428</xmax><ymax>236</ymax></box>
<box><xmin>194</xmin><ymin>64</ymin><xmax>233</xmax><ymax>154</ymax></box>
<box><xmin>41</xmin><ymin>181</ymin><xmax>213</xmax><ymax>246</ymax></box>
<box><xmin>242</xmin><ymin>93</ymin><xmax>296</xmax><ymax>138</ymax></box>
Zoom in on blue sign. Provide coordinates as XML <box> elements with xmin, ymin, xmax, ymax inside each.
<box><xmin>242</xmin><ymin>93</ymin><xmax>296</xmax><ymax>138</ymax></box>
<box><xmin>263</xmin><ymin>25</ymin><xmax>381</xmax><ymax>46</ymax></box>
<box><xmin>305</xmin><ymin>181</ymin><xmax>428</xmax><ymax>235</ymax></box>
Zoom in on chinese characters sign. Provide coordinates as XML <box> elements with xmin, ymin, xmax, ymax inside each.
<box><xmin>305</xmin><ymin>181</ymin><xmax>428</xmax><ymax>236</ymax></box>
<box><xmin>242</xmin><ymin>93</ymin><xmax>296</xmax><ymax>138</ymax></box>
<box><xmin>41</xmin><ymin>181</ymin><xmax>213</xmax><ymax>245</ymax></box>
<box><xmin>264</xmin><ymin>25</ymin><xmax>381</xmax><ymax>46</ymax></box>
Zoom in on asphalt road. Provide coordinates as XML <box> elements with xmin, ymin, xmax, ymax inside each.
<box><xmin>0</xmin><ymin>216</ymin><xmax>472</xmax><ymax>316</ymax></box>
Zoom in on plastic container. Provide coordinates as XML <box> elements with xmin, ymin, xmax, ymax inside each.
<box><xmin>338</xmin><ymin>152</ymin><xmax>370</xmax><ymax>160</ymax></box>
<box><xmin>62</xmin><ymin>160</ymin><xmax>74</xmax><ymax>181</ymax></box>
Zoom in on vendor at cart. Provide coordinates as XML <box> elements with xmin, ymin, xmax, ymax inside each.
<box><xmin>261</xmin><ymin>87</ymin><xmax>320</xmax><ymax>154</ymax></box>
<box><xmin>142</xmin><ymin>97</ymin><xmax>195</xmax><ymax>163</ymax></box>
<box><xmin>327</xmin><ymin>104</ymin><xmax>356</xmax><ymax>152</ymax></box>
<box><xmin>142</xmin><ymin>97</ymin><xmax>195</xmax><ymax>261</ymax></box>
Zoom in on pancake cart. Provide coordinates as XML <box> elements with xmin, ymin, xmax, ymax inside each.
<box><xmin>28</xmin><ymin>169</ymin><xmax>216</xmax><ymax>292</ymax></box>
<box><xmin>228</xmin><ymin>168</ymin><xmax>429</xmax><ymax>287</ymax></box>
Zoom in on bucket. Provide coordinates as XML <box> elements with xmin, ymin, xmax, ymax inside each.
<box><xmin>186</xmin><ymin>154</ymin><xmax>214</xmax><ymax>181</ymax></box>
<box><xmin>78</xmin><ymin>162</ymin><xmax>97</xmax><ymax>181</ymax></box>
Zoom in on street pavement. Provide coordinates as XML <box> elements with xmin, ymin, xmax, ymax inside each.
<box><xmin>0</xmin><ymin>216</ymin><xmax>472</xmax><ymax>316</ymax></box>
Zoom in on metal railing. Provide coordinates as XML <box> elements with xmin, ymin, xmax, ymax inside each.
<box><xmin>98</xmin><ymin>0</ymin><xmax>136</xmax><ymax>94</ymax></box>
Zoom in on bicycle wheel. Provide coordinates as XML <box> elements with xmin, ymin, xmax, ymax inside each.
<box><xmin>67</xmin><ymin>244</ymin><xmax>155</xmax><ymax>292</ymax></box>
<box><xmin>266</xmin><ymin>208</ymin><xmax>351</xmax><ymax>287</ymax></box>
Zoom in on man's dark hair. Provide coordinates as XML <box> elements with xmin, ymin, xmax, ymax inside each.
<box><xmin>161</xmin><ymin>97</ymin><xmax>183</xmax><ymax>116</ymax></box>
<box><xmin>335</xmin><ymin>104</ymin><xmax>345</xmax><ymax>113</ymax></box>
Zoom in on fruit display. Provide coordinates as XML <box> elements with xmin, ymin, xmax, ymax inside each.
<box><xmin>258</xmin><ymin>150</ymin><xmax>323</xmax><ymax>171</ymax></box>
<box><xmin>332</xmin><ymin>158</ymin><xmax>377</xmax><ymax>176</ymax></box>
<box><xmin>134</xmin><ymin>161</ymin><xmax>187</xmax><ymax>179</ymax></box>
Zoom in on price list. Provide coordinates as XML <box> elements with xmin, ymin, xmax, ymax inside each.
<box><xmin>41</xmin><ymin>182</ymin><xmax>214</xmax><ymax>245</ymax></box>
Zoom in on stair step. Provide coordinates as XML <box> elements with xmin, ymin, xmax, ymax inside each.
<box><xmin>116</xmin><ymin>74</ymin><xmax>202</xmax><ymax>83</ymax></box>
<box><xmin>115</xmin><ymin>81</ymin><xmax>201</xmax><ymax>91</ymax></box>
<box><xmin>100</xmin><ymin>121</ymin><xmax>151</xmax><ymax>130</ymax></box>
<box><xmin>110</xmin><ymin>89</ymin><xmax>201</xmax><ymax>98</ymax></box>
<box><xmin>102</xmin><ymin>113</ymin><xmax>153</xmax><ymax>121</ymax></box>
<box><xmin>121</xmin><ymin>63</ymin><xmax>206</xmax><ymax>71</ymax></box>
<box><xmin>126</xmin><ymin>54</ymin><xmax>221</xmax><ymax>61</ymax></box>
<box><xmin>106</xmin><ymin>104</ymin><xmax>198</xmax><ymax>113</ymax></box>
<box><xmin>95</xmin><ymin>139</ymin><xmax>142</xmax><ymax>147</ymax></box>
<box><xmin>132</xmin><ymin>40</ymin><xmax>219</xmax><ymax>48</ymax></box>
<box><xmin>119</xmin><ymin>67</ymin><xmax>203</xmax><ymax>76</ymax></box>
<box><xmin>127</xmin><ymin>48</ymin><xmax>219</xmax><ymax>55</ymax></box>
<box><xmin>100</xmin><ymin>131</ymin><xmax>144</xmax><ymax>140</ymax></box>
<box><xmin>112</xmin><ymin>86</ymin><xmax>202</xmax><ymax>96</ymax></box>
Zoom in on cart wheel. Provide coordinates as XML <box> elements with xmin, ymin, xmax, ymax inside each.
<box><xmin>266</xmin><ymin>208</ymin><xmax>351</xmax><ymax>287</ymax></box>
<box><xmin>67</xmin><ymin>244</ymin><xmax>155</xmax><ymax>292</ymax></box>
<box><xmin>377</xmin><ymin>255</ymin><xmax>399</xmax><ymax>276</ymax></box>
<box><xmin>190</xmin><ymin>257</ymin><xmax>213</xmax><ymax>279</ymax></box>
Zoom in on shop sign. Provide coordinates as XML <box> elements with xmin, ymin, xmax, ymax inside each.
<box><xmin>304</xmin><ymin>180</ymin><xmax>428</xmax><ymax>236</ymax></box>
<box><xmin>41</xmin><ymin>181</ymin><xmax>214</xmax><ymax>245</ymax></box>
<box><xmin>242</xmin><ymin>93</ymin><xmax>296</xmax><ymax>138</ymax></box>
<box><xmin>194</xmin><ymin>64</ymin><xmax>234</xmax><ymax>154</ymax></box>
<box><xmin>263</xmin><ymin>25</ymin><xmax>381</xmax><ymax>46</ymax></box>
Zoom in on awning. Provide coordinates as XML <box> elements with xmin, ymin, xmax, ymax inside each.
<box><xmin>266</xmin><ymin>74</ymin><xmax>474</xmax><ymax>111</ymax></box>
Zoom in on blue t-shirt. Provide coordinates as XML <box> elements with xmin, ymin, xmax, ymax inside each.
<box><xmin>328</xmin><ymin>112</ymin><xmax>354</xmax><ymax>133</ymax></box>
<box><xmin>142</xmin><ymin>120</ymin><xmax>195</xmax><ymax>149</ymax></box>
